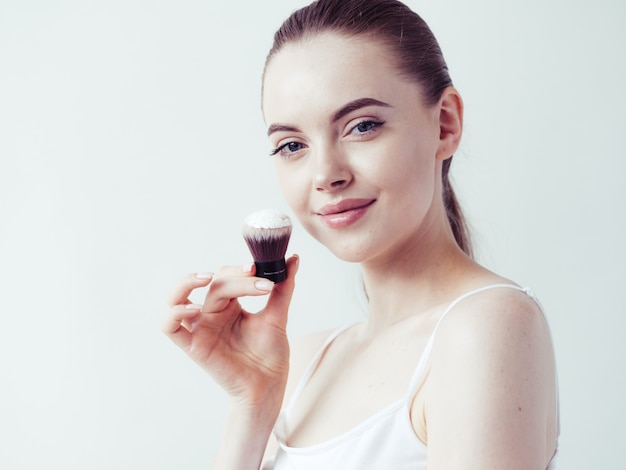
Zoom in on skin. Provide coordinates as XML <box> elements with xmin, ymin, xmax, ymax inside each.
<box><xmin>164</xmin><ymin>32</ymin><xmax>558</xmax><ymax>469</ymax></box>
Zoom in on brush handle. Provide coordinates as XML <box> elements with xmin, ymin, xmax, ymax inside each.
<box><xmin>254</xmin><ymin>259</ymin><xmax>287</xmax><ymax>283</ymax></box>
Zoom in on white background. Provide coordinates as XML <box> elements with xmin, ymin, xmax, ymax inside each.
<box><xmin>1</xmin><ymin>0</ymin><xmax>624</xmax><ymax>468</ymax></box>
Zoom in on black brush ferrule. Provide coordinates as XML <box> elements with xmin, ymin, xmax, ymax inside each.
<box><xmin>255</xmin><ymin>258</ymin><xmax>287</xmax><ymax>283</ymax></box>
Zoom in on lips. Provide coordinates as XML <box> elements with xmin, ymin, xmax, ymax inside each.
<box><xmin>316</xmin><ymin>198</ymin><xmax>376</xmax><ymax>228</ymax></box>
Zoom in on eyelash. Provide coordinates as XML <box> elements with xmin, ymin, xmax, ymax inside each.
<box><xmin>269</xmin><ymin>119</ymin><xmax>386</xmax><ymax>157</ymax></box>
<box><xmin>349</xmin><ymin>119</ymin><xmax>385</xmax><ymax>136</ymax></box>
<box><xmin>269</xmin><ymin>141</ymin><xmax>305</xmax><ymax>157</ymax></box>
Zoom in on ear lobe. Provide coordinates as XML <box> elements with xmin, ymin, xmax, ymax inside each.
<box><xmin>436</xmin><ymin>87</ymin><xmax>463</xmax><ymax>160</ymax></box>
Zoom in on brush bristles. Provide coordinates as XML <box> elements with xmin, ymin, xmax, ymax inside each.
<box><xmin>241</xmin><ymin>210</ymin><xmax>293</xmax><ymax>283</ymax></box>
<box><xmin>242</xmin><ymin>224</ymin><xmax>292</xmax><ymax>262</ymax></box>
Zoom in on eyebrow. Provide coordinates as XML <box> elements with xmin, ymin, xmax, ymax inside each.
<box><xmin>332</xmin><ymin>97</ymin><xmax>391</xmax><ymax>123</ymax></box>
<box><xmin>267</xmin><ymin>123</ymin><xmax>301</xmax><ymax>137</ymax></box>
<box><xmin>267</xmin><ymin>97</ymin><xmax>391</xmax><ymax>137</ymax></box>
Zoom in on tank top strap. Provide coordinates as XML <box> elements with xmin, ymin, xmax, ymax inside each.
<box><xmin>284</xmin><ymin>323</ymin><xmax>357</xmax><ymax>414</ymax></box>
<box><xmin>404</xmin><ymin>283</ymin><xmax>529</xmax><ymax>400</ymax></box>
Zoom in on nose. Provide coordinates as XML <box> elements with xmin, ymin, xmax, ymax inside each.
<box><xmin>313</xmin><ymin>145</ymin><xmax>353</xmax><ymax>192</ymax></box>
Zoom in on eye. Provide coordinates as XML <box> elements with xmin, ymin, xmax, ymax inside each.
<box><xmin>349</xmin><ymin>119</ymin><xmax>385</xmax><ymax>136</ymax></box>
<box><xmin>270</xmin><ymin>141</ymin><xmax>307</xmax><ymax>158</ymax></box>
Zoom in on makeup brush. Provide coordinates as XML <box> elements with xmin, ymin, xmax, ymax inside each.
<box><xmin>242</xmin><ymin>209</ymin><xmax>293</xmax><ymax>283</ymax></box>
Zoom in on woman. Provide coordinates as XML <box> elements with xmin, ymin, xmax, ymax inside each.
<box><xmin>164</xmin><ymin>0</ymin><xmax>559</xmax><ymax>468</ymax></box>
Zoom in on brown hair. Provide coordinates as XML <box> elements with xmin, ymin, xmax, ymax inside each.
<box><xmin>264</xmin><ymin>0</ymin><xmax>472</xmax><ymax>256</ymax></box>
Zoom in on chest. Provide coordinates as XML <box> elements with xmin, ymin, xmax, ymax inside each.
<box><xmin>284</xmin><ymin>324</ymin><xmax>434</xmax><ymax>448</ymax></box>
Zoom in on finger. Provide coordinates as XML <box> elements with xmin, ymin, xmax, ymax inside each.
<box><xmin>166</xmin><ymin>272</ymin><xmax>214</xmax><ymax>307</ymax></box>
<box><xmin>202</xmin><ymin>274</ymin><xmax>276</xmax><ymax>313</ymax></box>
<box><xmin>263</xmin><ymin>254</ymin><xmax>299</xmax><ymax>326</ymax></box>
<box><xmin>165</xmin><ymin>263</ymin><xmax>257</xmax><ymax>306</ymax></box>
<box><xmin>162</xmin><ymin>304</ymin><xmax>203</xmax><ymax>349</ymax></box>
<box><xmin>213</xmin><ymin>262</ymin><xmax>257</xmax><ymax>279</ymax></box>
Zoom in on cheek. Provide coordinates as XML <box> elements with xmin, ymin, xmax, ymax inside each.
<box><xmin>274</xmin><ymin>162</ymin><xmax>325</xmax><ymax>242</ymax></box>
<box><xmin>275</xmin><ymin>163</ymin><xmax>308</xmax><ymax>212</ymax></box>
<box><xmin>376</xmin><ymin>142</ymin><xmax>439</xmax><ymax>215</ymax></box>
<box><xmin>376</xmin><ymin>140</ymin><xmax>436</xmax><ymax>189</ymax></box>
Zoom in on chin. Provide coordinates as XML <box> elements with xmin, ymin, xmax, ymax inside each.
<box><xmin>323</xmin><ymin>239</ymin><xmax>375</xmax><ymax>264</ymax></box>
<box><xmin>330</xmin><ymin>251</ymin><xmax>366</xmax><ymax>264</ymax></box>
<box><xmin>303</xmin><ymin>220</ymin><xmax>388</xmax><ymax>264</ymax></box>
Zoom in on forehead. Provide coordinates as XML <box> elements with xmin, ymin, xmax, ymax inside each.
<box><xmin>262</xmin><ymin>33</ymin><xmax>417</xmax><ymax>120</ymax></box>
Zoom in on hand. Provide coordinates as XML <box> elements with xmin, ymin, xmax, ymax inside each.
<box><xmin>163</xmin><ymin>255</ymin><xmax>299</xmax><ymax>409</ymax></box>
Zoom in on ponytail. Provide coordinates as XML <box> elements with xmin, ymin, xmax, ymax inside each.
<box><xmin>442</xmin><ymin>157</ymin><xmax>473</xmax><ymax>257</ymax></box>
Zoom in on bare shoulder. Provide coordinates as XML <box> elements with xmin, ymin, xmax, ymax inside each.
<box><xmin>422</xmin><ymin>285</ymin><xmax>558</xmax><ymax>468</ymax></box>
<box><xmin>430</xmin><ymin>285</ymin><xmax>556</xmax><ymax>382</ymax></box>
<box><xmin>435</xmin><ymin>285</ymin><xmax>553</xmax><ymax>357</ymax></box>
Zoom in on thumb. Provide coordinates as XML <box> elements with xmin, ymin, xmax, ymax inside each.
<box><xmin>262</xmin><ymin>254</ymin><xmax>299</xmax><ymax>326</ymax></box>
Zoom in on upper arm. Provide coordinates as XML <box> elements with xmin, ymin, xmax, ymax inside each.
<box><xmin>423</xmin><ymin>290</ymin><xmax>557</xmax><ymax>469</ymax></box>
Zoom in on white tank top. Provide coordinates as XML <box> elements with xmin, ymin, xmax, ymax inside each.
<box><xmin>268</xmin><ymin>284</ymin><xmax>559</xmax><ymax>470</ymax></box>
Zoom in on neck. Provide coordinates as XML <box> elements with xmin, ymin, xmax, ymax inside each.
<box><xmin>359</xmin><ymin>216</ymin><xmax>477</xmax><ymax>332</ymax></box>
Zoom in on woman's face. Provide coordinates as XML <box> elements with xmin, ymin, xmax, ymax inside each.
<box><xmin>262</xmin><ymin>33</ymin><xmax>451</xmax><ymax>265</ymax></box>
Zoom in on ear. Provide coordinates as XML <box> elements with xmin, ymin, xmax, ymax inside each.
<box><xmin>436</xmin><ymin>87</ymin><xmax>463</xmax><ymax>161</ymax></box>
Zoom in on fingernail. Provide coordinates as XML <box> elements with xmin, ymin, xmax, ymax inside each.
<box><xmin>185</xmin><ymin>304</ymin><xmax>203</xmax><ymax>310</ymax></box>
<box><xmin>242</xmin><ymin>263</ymin><xmax>254</xmax><ymax>273</ymax></box>
<box><xmin>195</xmin><ymin>272</ymin><xmax>213</xmax><ymax>280</ymax></box>
<box><xmin>255</xmin><ymin>280</ymin><xmax>274</xmax><ymax>292</ymax></box>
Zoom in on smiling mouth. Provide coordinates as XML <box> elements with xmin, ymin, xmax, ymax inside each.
<box><xmin>316</xmin><ymin>199</ymin><xmax>376</xmax><ymax>216</ymax></box>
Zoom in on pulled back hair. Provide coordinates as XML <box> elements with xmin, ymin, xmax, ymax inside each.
<box><xmin>265</xmin><ymin>0</ymin><xmax>472</xmax><ymax>257</ymax></box>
